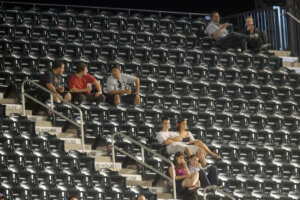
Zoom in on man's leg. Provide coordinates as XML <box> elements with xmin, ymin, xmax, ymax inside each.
<box><xmin>198</xmin><ymin>169</ymin><xmax>211</xmax><ymax>188</ymax></box>
<box><xmin>133</xmin><ymin>95</ymin><xmax>140</xmax><ymax>106</ymax></box>
<box><xmin>207</xmin><ymin>166</ymin><xmax>218</xmax><ymax>185</ymax></box>
<box><xmin>114</xmin><ymin>94</ymin><xmax>121</xmax><ymax>105</ymax></box>
<box><xmin>86</xmin><ymin>94</ymin><xmax>106</xmax><ymax>104</ymax></box>
<box><xmin>72</xmin><ymin>93</ymin><xmax>86</xmax><ymax>104</ymax></box>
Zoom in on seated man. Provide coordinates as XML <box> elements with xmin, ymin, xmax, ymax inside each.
<box><xmin>68</xmin><ymin>63</ymin><xmax>105</xmax><ymax>104</ymax></box>
<box><xmin>106</xmin><ymin>66</ymin><xmax>140</xmax><ymax>106</ymax></box>
<box><xmin>206</xmin><ymin>11</ymin><xmax>259</xmax><ymax>50</ymax></box>
<box><xmin>241</xmin><ymin>16</ymin><xmax>270</xmax><ymax>51</ymax></box>
<box><xmin>40</xmin><ymin>60</ymin><xmax>71</xmax><ymax>102</ymax></box>
<box><xmin>156</xmin><ymin>118</ymin><xmax>198</xmax><ymax>156</ymax></box>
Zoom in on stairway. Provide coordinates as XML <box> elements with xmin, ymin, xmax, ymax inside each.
<box><xmin>0</xmin><ymin>92</ymin><xmax>176</xmax><ymax>200</ymax></box>
<box><xmin>269</xmin><ymin>50</ymin><xmax>300</xmax><ymax>69</ymax></box>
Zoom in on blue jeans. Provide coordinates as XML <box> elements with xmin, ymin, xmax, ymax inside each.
<box><xmin>199</xmin><ymin>166</ymin><xmax>218</xmax><ymax>188</ymax></box>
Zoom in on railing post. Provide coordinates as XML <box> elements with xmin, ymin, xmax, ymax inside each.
<box><xmin>79</xmin><ymin>110</ymin><xmax>85</xmax><ymax>152</ymax></box>
<box><xmin>21</xmin><ymin>81</ymin><xmax>26</xmax><ymax>116</ymax></box>
<box><xmin>171</xmin><ymin>164</ymin><xmax>177</xmax><ymax>199</ymax></box>
<box><xmin>112</xmin><ymin>133</ymin><xmax>116</xmax><ymax>171</ymax></box>
<box><xmin>141</xmin><ymin>146</ymin><xmax>145</xmax><ymax>163</ymax></box>
<box><xmin>50</xmin><ymin>93</ymin><xmax>54</xmax><ymax>112</ymax></box>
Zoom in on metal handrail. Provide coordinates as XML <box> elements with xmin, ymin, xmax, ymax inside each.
<box><xmin>203</xmin><ymin>185</ymin><xmax>235</xmax><ymax>200</ymax></box>
<box><xmin>0</xmin><ymin>1</ymin><xmax>208</xmax><ymax>18</ymax></box>
<box><xmin>21</xmin><ymin>80</ymin><xmax>85</xmax><ymax>151</ymax></box>
<box><xmin>111</xmin><ymin>132</ymin><xmax>177</xmax><ymax>199</ymax></box>
<box><xmin>282</xmin><ymin>12</ymin><xmax>300</xmax><ymax>24</ymax></box>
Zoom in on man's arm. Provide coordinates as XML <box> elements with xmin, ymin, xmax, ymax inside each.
<box><xmin>70</xmin><ymin>87</ymin><xmax>89</xmax><ymax>93</ymax></box>
<box><xmin>212</xmin><ymin>23</ymin><xmax>228</xmax><ymax>40</ymax></box>
<box><xmin>94</xmin><ymin>79</ymin><xmax>102</xmax><ymax>93</ymax></box>
<box><xmin>135</xmin><ymin>78</ymin><xmax>140</xmax><ymax>95</ymax></box>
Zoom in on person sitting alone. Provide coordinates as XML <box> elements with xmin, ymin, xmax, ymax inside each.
<box><xmin>206</xmin><ymin>11</ymin><xmax>259</xmax><ymax>50</ymax></box>
<box><xmin>106</xmin><ymin>65</ymin><xmax>140</xmax><ymax>106</ymax></box>
<box><xmin>40</xmin><ymin>60</ymin><xmax>71</xmax><ymax>103</ymax></box>
<box><xmin>68</xmin><ymin>63</ymin><xmax>105</xmax><ymax>104</ymax></box>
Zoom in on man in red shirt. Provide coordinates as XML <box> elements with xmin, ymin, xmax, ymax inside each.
<box><xmin>68</xmin><ymin>63</ymin><xmax>105</xmax><ymax>104</ymax></box>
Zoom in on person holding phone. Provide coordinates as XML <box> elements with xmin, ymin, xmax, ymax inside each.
<box><xmin>241</xmin><ymin>16</ymin><xmax>270</xmax><ymax>51</ymax></box>
<box><xmin>40</xmin><ymin>60</ymin><xmax>71</xmax><ymax>103</ymax></box>
<box><xmin>68</xmin><ymin>63</ymin><xmax>105</xmax><ymax>104</ymax></box>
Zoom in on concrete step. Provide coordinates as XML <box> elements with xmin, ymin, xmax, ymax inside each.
<box><xmin>283</xmin><ymin>62</ymin><xmax>300</xmax><ymax>67</ymax></box>
<box><xmin>280</xmin><ymin>56</ymin><xmax>298</xmax><ymax>63</ymax></box>
<box><xmin>0</xmin><ymin>98</ymin><xmax>18</xmax><ymax>104</ymax></box>
<box><xmin>127</xmin><ymin>179</ymin><xmax>169</xmax><ymax>193</ymax></box>
<box><xmin>35</xmin><ymin>120</ymin><xmax>52</xmax><ymax>127</ymax></box>
<box><xmin>64</xmin><ymin>143</ymin><xmax>91</xmax><ymax>151</ymax></box>
<box><xmin>157</xmin><ymin>193</ymin><xmax>175</xmax><ymax>200</ymax></box>
<box><xmin>119</xmin><ymin>168</ymin><xmax>142</xmax><ymax>181</ymax></box>
<box><xmin>35</xmin><ymin>126</ymin><xmax>62</xmax><ymax>134</ymax></box>
<box><xmin>269</xmin><ymin>50</ymin><xmax>291</xmax><ymax>56</ymax></box>
<box><xmin>27</xmin><ymin>115</ymin><xmax>48</xmax><ymax>121</ymax></box>
<box><xmin>4</xmin><ymin>103</ymin><xmax>22</xmax><ymax>110</ymax></box>
<box><xmin>94</xmin><ymin>156</ymin><xmax>122</xmax><ymax>170</ymax></box>
<box><xmin>6</xmin><ymin>109</ymin><xmax>32</xmax><ymax>115</ymax></box>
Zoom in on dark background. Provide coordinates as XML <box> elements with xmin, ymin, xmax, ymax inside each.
<box><xmin>3</xmin><ymin>0</ymin><xmax>257</xmax><ymax>16</ymax></box>
<box><xmin>4</xmin><ymin>0</ymin><xmax>297</xmax><ymax>16</ymax></box>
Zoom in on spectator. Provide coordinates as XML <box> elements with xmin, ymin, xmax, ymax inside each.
<box><xmin>169</xmin><ymin>151</ymin><xmax>200</xmax><ymax>191</ymax></box>
<box><xmin>156</xmin><ymin>118</ymin><xmax>197</xmax><ymax>156</ymax></box>
<box><xmin>206</xmin><ymin>11</ymin><xmax>258</xmax><ymax>50</ymax></box>
<box><xmin>40</xmin><ymin>60</ymin><xmax>71</xmax><ymax>102</ymax></box>
<box><xmin>241</xmin><ymin>16</ymin><xmax>270</xmax><ymax>51</ymax></box>
<box><xmin>67</xmin><ymin>197</ymin><xmax>78</xmax><ymax>200</ymax></box>
<box><xmin>68</xmin><ymin>63</ymin><xmax>105</xmax><ymax>104</ymax></box>
<box><xmin>106</xmin><ymin>66</ymin><xmax>140</xmax><ymax>106</ymax></box>
<box><xmin>137</xmin><ymin>194</ymin><xmax>146</xmax><ymax>200</ymax></box>
<box><xmin>188</xmin><ymin>154</ymin><xmax>219</xmax><ymax>188</ymax></box>
<box><xmin>0</xmin><ymin>193</ymin><xmax>5</xmax><ymax>200</ymax></box>
<box><xmin>174</xmin><ymin>118</ymin><xmax>221</xmax><ymax>167</ymax></box>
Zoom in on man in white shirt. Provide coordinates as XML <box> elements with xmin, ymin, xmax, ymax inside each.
<box><xmin>106</xmin><ymin>66</ymin><xmax>140</xmax><ymax>106</ymax></box>
<box><xmin>156</xmin><ymin>118</ymin><xmax>198</xmax><ymax>155</ymax></box>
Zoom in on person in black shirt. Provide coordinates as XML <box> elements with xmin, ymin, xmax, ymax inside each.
<box><xmin>241</xmin><ymin>16</ymin><xmax>270</xmax><ymax>51</ymax></box>
<box><xmin>40</xmin><ymin>60</ymin><xmax>71</xmax><ymax>102</ymax></box>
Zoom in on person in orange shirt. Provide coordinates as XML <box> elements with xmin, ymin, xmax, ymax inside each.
<box><xmin>68</xmin><ymin>63</ymin><xmax>105</xmax><ymax>104</ymax></box>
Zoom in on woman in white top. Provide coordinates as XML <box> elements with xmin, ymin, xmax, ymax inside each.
<box><xmin>174</xmin><ymin>118</ymin><xmax>221</xmax><ymax>167</ymax></box>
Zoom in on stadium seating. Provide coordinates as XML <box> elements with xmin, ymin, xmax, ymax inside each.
<box><xmin>0</xmin><ymin>3</ymin><xmax>300</xmax><ymax>200</ymax></box>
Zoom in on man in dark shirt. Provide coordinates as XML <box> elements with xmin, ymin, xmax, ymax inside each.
<box><xmin>40</xmin><ymin>60</ymin><xmax>71</xmax><ymax>102</ymax></box>
<box><xmin>241</xmin><ymin>16</ymin><xmax>270</xmax><ymax>51</ymax></box>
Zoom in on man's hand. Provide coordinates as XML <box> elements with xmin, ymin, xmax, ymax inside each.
<box><xmin>123</xmin><ymin>88</ymin><xmax>131</xmax><ymax>94</ymax></box>
<box><xmin>221</xmin><ymin>23</ymin><xmax>228</xmax><ymax>29</ymax></box>
<box><xmin>57</xmin><ymin>87</ymin><xmax>64</xmax><ymax>93</ymax></box>
<box><xmin>95</xmin><ymin>91</ymin><xmax>102</xmax><ymax>97</ymax></box>
<box><xmin>247</xmin><ymin>24</ymin><xmax>255</xmax><ymax>31</ymax></box>
<box><xmin>85</xmin><ymin>85</ymin><xmax>92</xmax><ymax>92</ymax></box>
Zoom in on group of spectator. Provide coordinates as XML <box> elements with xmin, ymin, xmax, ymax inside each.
<box><xmin>36</xmin><ymin>11</ymin><xmax>271</xmax><ymax>199</ymax></box>
<box><xmin>206</xmin><ymin>11</ymin><xmax>270</xmax><ymax>51</ymax></box>
<box><xmin>40</xmin><ymin>62</ymin><xmax>140</xmax><ymax>106</ymax></box>
<box><xmin>156</xmin><ymin>118</ymin><xmax>222</xmax><ymax>193</ymax></box>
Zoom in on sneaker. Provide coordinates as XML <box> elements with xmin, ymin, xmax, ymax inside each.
<box><xmin>250</xmin><ymin>33</ymin><xmax>259</xmax><ymax>39</ymax></box>
<box><xmin>259</xmin><ymin>43</ymin><xmax>271</xmax><ymax>50</ymax></box>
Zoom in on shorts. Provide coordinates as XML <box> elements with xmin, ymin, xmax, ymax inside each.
<box><xmin>40</xmin><ymin>90</ymin><xmax>69</xmax><ymax>102</ymax></box>
<box><xmin>106</xmin><ymin>94</ymin><xmax>137</xmax><ymax>105</ymax></box>
<box><xmin>166</xmin><ymin>142</ymin><xmax>199</xmax><ymax>155</ymax></box>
